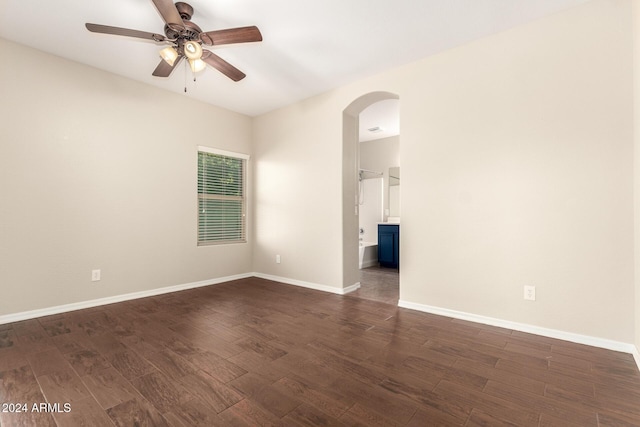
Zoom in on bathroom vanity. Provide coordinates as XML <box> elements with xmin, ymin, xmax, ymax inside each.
<box><xmin>378</xmin><ymin>223</ymin><xmax>399</xmax><ymax>269</ymax></box>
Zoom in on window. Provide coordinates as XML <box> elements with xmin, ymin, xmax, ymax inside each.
<box><xmin>197</xmin><ymin>146</ymin><xmax>249</xmax><ymax>245</ymax></box>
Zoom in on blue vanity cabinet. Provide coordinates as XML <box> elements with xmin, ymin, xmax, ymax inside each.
<box><xmin>378</xmin><ymin>224</ymin><xmax>399</xmax><ymax>269</ymax></box>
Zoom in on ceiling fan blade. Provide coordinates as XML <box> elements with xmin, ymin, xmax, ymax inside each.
<box><xmin>151</xmin><ymin>0</ymin><xmax>185</xmax><ymax>32</ymax></box>
<box><xmin>201</xmin><ymin>26</ymin><xmax>262</xmax><ymax>46</ymax></box>
<box><xmin>201</xmin><ymin>50</ymin><xmax>246</xmax><ymax>81</ymax></box>
<box><xmin>152</xmin><ymin>56</ymin><xmax>183</xmax><ymax>77</ymax></box>
<box><xmin>86</xmin><ymin>23</ymin><xmax>166</xmax><ymax>42</ymax></box>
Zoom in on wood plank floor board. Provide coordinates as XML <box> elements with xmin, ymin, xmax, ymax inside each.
<box><xmin>0</xmin><ymin>365</ymin><xmax>58</xmax><ymax>427</ymax></box>
<box><xmin>464</xmin><ymin>407</ymin><xmax>524</xmax><ymax>427</ymax></box>
<box><xmin>400</xmin><ymin>357</ymin><xmax>488</xmax><ymax>392</ymax></box>
<box><xmin>130</xmin><ymin>370</ymin><xmax>192</xmax><ymax>413</ymax></box>
<box><xmin>380</xmin><ymin>377</ymin><xmax>469</xmax><ymax>422</ymax></box>
<box><xmin>144</xmin><ymin>349</ymin><xmax>199</xmax><ymax>382</ymax></box>
<box><xmin>0</xmin><ymin>346</ymin><xmax>29</xmax><ymax>372</ymax></box>
<box><xmin>499</xmin><ymin>358</ymin><xmax>599</xmax><ymax>402</ymax></box>
<box><xmin>0</xmin><ymin>329</ymin><xmax>17</xmax><ymax>349</ymax></box>
<box><xmin>226</xmin><ymin>347</ymin><xmax>289</xmax><ymax>383</ymax></box>
<box><xmin>243</xmin><ymin>381</ymin><xmax>301</xmax><ymax>418</ymax></box>
<box><xmin>16</xmin><ymin>330</ymin><xmax>56</xmax><ymax>354</ymax></box>
<box><xmin>307</xmin><ymin>336</ymin><xmax>376</xmax><ymax>363</ymax></box>
<box><xmin>435</xmin><ymin>380</ymin><xmax>540</xmax><ymax>426</ymax></box>
<box><xmin>64</xmin><ymin>349</ymin><xmax>111</xmax><ymax>377</ymax></box>
<box><xmin>405</xmin><ymin>407</ymin><xmax>465</xmax><ymax>427</ymax></box>
<box><xmin>80</xmin><ymin>366</ymin><xmax>142</xmax><ymax>410</ymax></box>
<box><xmin>0</xmin><ymin>365</ymin><xmax>46</xmax><ymax>403</ymax></box>
<box><xmin>163</xmin><ymin>398</ymin><xmax>227</xmax><ymax>426</ymax></box>
<box><xmin>1</xmin><ymin>276</ymin><xmax>639</xmax><ymax>426</ymax></box>
<box><xmin>50</xmin><ymin>331</ymin><xmax>97</xmax><ymax>355</ymax></box>
<box><xmin>117</xmin><ymin>334</ymin><xmax>166</xmax><ymax>359</ymax></box>
<box><xmin>312</xmin><ymin>349</ymin><xmax>387</xmax><ymax>386</ymax></box>
<box><xmin>271</xmin><ymin>374</ymin><xmax>352</xmax><ymax>419</ymax></box>
<box><xmin>106</xmin><ymin>348</ymin><xmax>156</xmax><ymax>381</ymax></box>
<box><xmin>218</xmin><ymin>398</ymin><xmax>286</xmax><ymax>427</ymax></box>
<box><xmin>176</xmin><ymin>370</ymin><xmax>243</xmax><ymax>414</ymax></box>
<box><xmin>11</xmin><ymin>319</ymin><xmax>46</xmax><ymax>337</ymax></box>
<box><xmin>227</xmin><ymin>371</ymin><xmax>274</xmax><ymax>399</ymax></box>
<box><xmin>452</xmin><ymin>357</ymin><xmax>547</xmax><ymax>395</ymax></box>
<box><xmin>50</xmin><ymin>396</ymin><xmax>114</xmax><ymax>427</ymax></box>
<box><xmin>423</xmin><ymin>339</ymin><xmax>501</xmax><ymax>367</ymax></box>
<box><xmin>538</xmin><ymin>412</ymin><xmax>585</xmax><ymax>427</ymax></box>
<box><xmin>188</xmin><ymin>350</ymin><xmax>248</xmax><ymax>383</ymax></box>
<box><xmin>481</xmin><ymin>378</ymin><xmax>598</xmax><ymax>426</ymax></box>
<box><xmin>596</xmin><ymin>410</ymin><xmax>640</xmax><ymax>427</ymax></box>
<box><xmin>0</xmin><ymin>407</ymin><xmax>57</xmax><ymax>427</ymax></box>
<box><xmin>36</xmin><ymin>370</ymin><xmax>92</xmax><ymax>405</ymax></box>
<box><xmin>338</xmin><ymin>402</ymin><xmax>405</xmax><ymax>427</ymax></box>
<box><xmin>235</xmin><ymin>337</ymin><xmax>288</xmax><ymax>361</ymax></box>
<box><xmin>27</xmin><ymin>348</ymin><xmax>73</xmax><ymax>377</ymax></box>
<box><xmin>281</xmin><ymin>402</ymin><xmax>347</xmax><ymax>427</ymax></box>
<box><xmin>330</xmin><ymin>376</ymin><xmax>419</xmax><ymax>424</ymax></box>
<box><xmin>106</xmin><ymin>397</ymin><xmax>170</xmax><ymax>427</ymax></box>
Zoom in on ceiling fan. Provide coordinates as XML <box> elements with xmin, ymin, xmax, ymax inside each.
<box><xmin>85</xmin><ymin>0</ymin><xmax>262</xmax><ymax>81</ymax></box>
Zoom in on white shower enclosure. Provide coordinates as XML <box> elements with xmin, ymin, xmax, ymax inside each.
<box><xmin>358</xmin><ymin>175</ymin><xmax>383</xmax><ymax>268</ymax></box>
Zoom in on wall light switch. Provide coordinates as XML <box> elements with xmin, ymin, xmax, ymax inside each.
<box><xmin>92</xmin><ymin>269</ymin><xmax>101</xmax><ymax>282</ymax></box>
<box><xmin>276</xmin><ymin>255</ymin><xmax>281</xmax><ymax>264</ymax></box>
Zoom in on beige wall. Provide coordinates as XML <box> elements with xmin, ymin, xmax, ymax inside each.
<box><xmin>633</xmin><ymin>1</ymin><xmax>640</xmax><ymax>352</ymax></box>
<box><xmin>0</xmin><ymin>39</ymin><xmax>253</xmax><ymax>316</ymax></box>
<box><xmin>251</xmin><ymin>94</ymin><xmax>346</xmax><ymax>287</ymax></box>
<box><xmin>401</xmin><ymin>0</ymin><xmax>634</xmax><ymax>343</ymax></box>
<box><xmin>253</xmin><ymin>0</ymin><xmax>636</xmax><ymax>342</ymax></box>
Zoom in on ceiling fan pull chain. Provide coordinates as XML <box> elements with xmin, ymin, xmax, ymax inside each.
<box><xmin>184</xmin><ymin>59</ymin><xmax>188</xmax><ymax>93</ymax></box>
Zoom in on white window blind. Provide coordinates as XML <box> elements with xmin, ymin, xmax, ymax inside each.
<box><xmin>197</xmin><ymin>147</ymin><xmax>248</xmax><ymax>245</ymax></box>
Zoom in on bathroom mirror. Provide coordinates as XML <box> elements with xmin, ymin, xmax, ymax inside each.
<box><xmin>389</xmin><ymin>166</ymin><xmax>400</xmax><ymax>217</ymax></box>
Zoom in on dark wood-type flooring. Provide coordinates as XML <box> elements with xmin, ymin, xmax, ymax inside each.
<box><xmin>1</xmin><ymin>277</ymin><xmax>639</xmax><ymax>426</ymax></box>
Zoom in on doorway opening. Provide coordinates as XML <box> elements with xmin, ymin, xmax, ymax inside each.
<box><xmin>342</xmin><ymin>92</ymin><xmax>400</xmax><ymax>304</ymax></box>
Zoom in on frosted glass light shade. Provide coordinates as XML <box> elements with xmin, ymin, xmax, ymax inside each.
<box><xmin>159</xmin><ymin>46</ymin><xmax>178</xmax><ymax>66</ymax></box>
<box><xmin>189</xmin><ymin>58</ymin><xmax>206</xmax><ymax>73</ymax></box>
<box><xmin>184</xmin><ymin>41</ymin><xmax>203</xmax><ymax>60</ymax></box>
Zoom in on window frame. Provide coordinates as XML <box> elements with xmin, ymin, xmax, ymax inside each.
<box><xmin>197</xmin><ymin>146</ymin><xmax>249</xmax><ymax>246</ymax></box>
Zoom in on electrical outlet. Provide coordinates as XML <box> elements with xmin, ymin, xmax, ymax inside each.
<box><xmin>91</xmin><ymin>269</ymin><xmax>101</xmax><ymax>282</ymax></box>
<box><xmin>524</xmin><ymin>285</ymin><xmax>535</xmax><ymax>301</ymax></box>
<box><xmin>276</xmin><ymin>255</ymin><xmax>281</xmax><ymax>264</ymax></box>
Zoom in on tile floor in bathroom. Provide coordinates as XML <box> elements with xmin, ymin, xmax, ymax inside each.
<box><xmin>350</xmin><ymin>266</ymin><xmax>399</xmax><ymax>305</ymax></box>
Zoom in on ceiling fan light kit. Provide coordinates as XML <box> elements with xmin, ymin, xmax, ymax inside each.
<box><xmin>85</xmin><ymin>0</ymin><xmax>262</xmax><ymax>81</ymax></box>
<box><xmin>189</xmin><ymin>58</ymin><xmax>206</xmax><ymax>73</ymax></box>
<box><xmin>183</xmin><ymin>40</ymin><xmax>203</xmax><ymax>60</ymax></box>
<box><xmin>159</xmin><ymin>46</ymin><xmax>179</xmax><ymax>66</ymax></box>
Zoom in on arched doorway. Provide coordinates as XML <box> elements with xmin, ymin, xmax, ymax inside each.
<box><xmin>342</xmin><ymin>91</ymin><xmax>399</xmax><ymax>295</ymax></box>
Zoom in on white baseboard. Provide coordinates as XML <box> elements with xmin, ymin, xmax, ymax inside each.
<box><xmin>252</xmin><ymin>272</ymin><xmax>360</xmax><ymax>295</ymax></box>
<box><xmin>633</xmin><ymin>346</ymin><xmax>640</xmax><ymax>372</ymax></box>
<box><xmin>359</xmin><ymin>260</ymin><xmax>378</xmax><ymax>269</ymax></box>
<box><xmin>398</xmin><ymin>299</ymin><xmax>637</xmax><ymax>357</ymax></box>
<box><xmin>3</xmin><ymin>273</ymin><xmax>636</xmax><ymax>372</ymax></box>
<box><xmin>0</xmin><ymin>273</ymin><xmax>253</xmax><ymax>325</ymax></box>
<box><xmin>1</xmin><ymin>271</ymin><xmax>357</xmax><ymax>326</ymax></box>
<box><xmin>343</xmin><ymin>282</ymin><xmax>361</xmax><ymax>294</ymax></box>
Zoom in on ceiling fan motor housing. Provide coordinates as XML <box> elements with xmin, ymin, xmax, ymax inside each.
<box><xmin>175</xmin><ymin>2</ymin><xmax>194</xmax><ymax>20</ymax></box>
<box><xmin>163</xmin><ymin>3</ymin><xmax>202</xmax><ymax>42</ymax></box>
<box><xmin>165</xmin><ymin>20</ymin><xmax>202</xmax><ymax>40</ymax></box>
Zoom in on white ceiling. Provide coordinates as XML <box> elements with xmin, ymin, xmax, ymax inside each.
<box><xmin>0</xmin><ymin>0</ymin><xmax>589</xmax><ymax>117</ymax></box>
<box><xmin>359</xmin><ymin>99</ymin><xmax>400</xmax><ymax>143</ymax></box>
